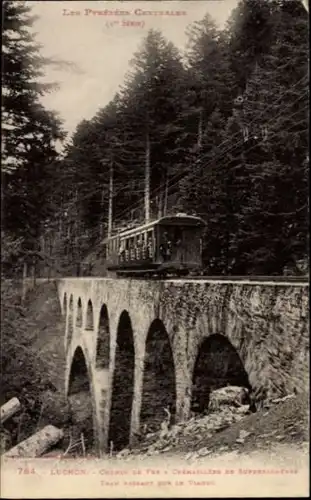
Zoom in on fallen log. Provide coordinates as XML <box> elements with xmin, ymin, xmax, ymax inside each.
<box><xmin>0</xmin><ymin>397</ymin><xmax>21</xmax><ymax>424</ymax></box>
<box><xmin>3</xmin><ymin>425</ymin><xmax>64</xmax><ymax>458</ymax></box>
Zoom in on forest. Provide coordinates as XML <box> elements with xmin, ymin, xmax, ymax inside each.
<box><xmin>2</xmin><ymin>0</ymin><xmax>309</xmax><ymax>277</ymax></box>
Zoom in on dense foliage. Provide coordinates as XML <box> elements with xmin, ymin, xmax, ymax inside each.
<box><xmin>2</xmin><ymin>0</ymin><xmax>309</xmax><ymax>277</ymax></box>
<box><xmin>1</xmin><ymin>0</ymin><xmax>66</xmax><ymax>275</ymax></box>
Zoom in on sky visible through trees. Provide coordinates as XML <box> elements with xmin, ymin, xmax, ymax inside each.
<box><xmin>2</xmin><ymin>0</ymin><xmax>309</xmax><ymax>277</ymax></box>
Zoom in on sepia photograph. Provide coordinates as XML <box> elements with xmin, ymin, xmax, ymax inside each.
<box><xmin>1</xmin><ymin>0</ymin><xmax>309</xmax><ymax>497</ymax></box>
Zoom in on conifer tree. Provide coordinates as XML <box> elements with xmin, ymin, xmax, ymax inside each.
<box><xmin>231</xmin><ymin>0</ymin><xmax>309</xmax><ymax>273</ymax></box>
<box><xmin>116</xmin><ymin>29</ymin><xmax>186</xmax><ymax>221</ymax></box>
<box><xmin>2</xmin><ymin>0</ymin><xmax>65</xmax><ymax>274</ymax></box>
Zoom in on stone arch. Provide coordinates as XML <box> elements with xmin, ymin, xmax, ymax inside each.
<box><xmin>67</xmin><ymin>295</ymin><xmax>74</xmax><ymax>350</ymax></box>
<box><xmin>85</xmin><ymin>300</ymin><xmax>94</xmax><ymax>331</ymax></box>
<box><xmin>67</xmin><ymin>346</ymin><xmax>95</xmax><ymax>454</ymax></box>
<box><xmin>95</xmin><ymin>304</ymin><xmax>110</xmax><ymax>369</ymax></box>
<box><xmin>141</xmin><ymin>319</ymin><xmax>176</xmax><ymax>433</ymax></box>
<box><xmin>108</xmin><ymin>310</ymin><xmax>135</xmax><ymax>452</ymax></box>
<box><xmin>63</xmin><ymin>293</ymin><xmax>67</xmax><ymax>317</ymax></box>
<box><xmin>191</xmin><ymin>334</ymin><xmax>251</xmax><ymax>414</ymax></box>
<box><xmin>76</xmin><ymin>297</ymin><xmax>83</xmax><ymax>327</ymax></box>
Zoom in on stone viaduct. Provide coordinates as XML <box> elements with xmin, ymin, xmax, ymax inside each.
<box><xmin>57</xmin><ymin>277</ymin><xmax>309</xmax><ymax>456</ymax></box>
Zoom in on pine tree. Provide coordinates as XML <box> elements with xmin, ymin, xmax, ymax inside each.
<box><xmin>226</xmin><ymin>0</ymin><xmax>277</xmax><ymax>90</ymax></box>
<box><xmin>183</xmin><ymin>13</ymin><xmax>236</xmax><ymax>146</ymax></box>
<box><xmin>116</xmin><ymin>29</ymin><xmax>186</xmax><ymax>222</ymax></box>
<box><xmin>204</xmin><ymin>0</ymin><xmax>309</xmax><ymax>275</ymax></box>
<box><xmin>231</xmin><ymin>0</ymin><xmax>309</xmax><ymax>274</ymax></box>
<box><xmin>2</xmin><ymin>0</ymin><xmax>65</xmax><ymax>274</ymax></box>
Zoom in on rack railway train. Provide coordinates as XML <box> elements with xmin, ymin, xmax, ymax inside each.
<box><xmin>101</xmin><ymin>213</ymin><xmax>206</xmax><ymax>277</ymax></box>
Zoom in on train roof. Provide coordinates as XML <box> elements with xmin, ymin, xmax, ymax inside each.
<box><xmin>101</xmin><ymin>214</ymin><xmax>206</xmax><ymax>243</ymax></box>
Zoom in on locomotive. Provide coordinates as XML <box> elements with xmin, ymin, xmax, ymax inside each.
<box><xmin>102</xmin><ymin>213</ymin><xmax>206</xmax><ymax>277</ymax></box>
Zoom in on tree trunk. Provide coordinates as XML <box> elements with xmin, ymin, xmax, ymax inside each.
<box><xmin>74</xmin><ymin>188</ymin><xmax>79</xmax><ymax>274</ymax></box>
<box><xmin>145</xmin><ymin>129</ymin><xmax>150</xmax><ymax>223</ymax></box>
<box><xmin>22</xmin><ymin>262</ymin><xmax>27</xmax><ymax>303</ymax></box>
<box><xmin>197</xmin><ymin>109</ymin><xmax>203</xmax><ymax>149</ymax></box>
<box><xmin>0</xmin><ymin>398</ymin><xmax>21</xmax><ymax>424</ymax></box>
<box><xmin>48</xmin><ymin>237</ymin><xmax>52</xmax><ymax>281</ymax></box>
<box><xmin>164</xmin><ymin>172</ymin><xmax>169</xmax><ymax>216</ymax></box>
<box><xmin>100</xmin><ymin>186</ymin><xmax>105</xmax><ymax>239</ymax></box>
<box><xmin>156</xmin><ymin>195</ymin><xmax>162</xmax><ymax>219</ymax></box>
<box><xmin>3</xmin><ymin>425</ymin><xmax>64</xmax><ymax>458</ymax></box>
<box><xmin>31</xmin><ymin>260</ymin><xmax>36</xmax><ymax>287</ymax></box>
<box><xmin>108</xmin><ymin>161</ymin><xmax>113</xmax><ymax>238</ymax></box>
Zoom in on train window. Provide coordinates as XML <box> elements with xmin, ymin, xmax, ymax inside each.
<box><xmin>119</xmin><ymin>238</ymin><xmax>125</xmax><ymax>252</ymax></box>
<box><xmin>147</xmin><ymin>230</ymin><xmax>153</xmax><ymax>258</ymax></box>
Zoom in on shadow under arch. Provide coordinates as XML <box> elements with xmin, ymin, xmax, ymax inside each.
<box><xmin>191</xmin><ymin>334</ymin><xmax>251</xmax><ymax>414</ymax></box>
<box><xmin>108</xmin><ymin>310</ymin><xmax>135</xmax><ymax>452</ymax></box>
<box><xmin>85</xmin><ymin>300</ymin><xmax>94</xmax><ymax>331</ymax></box>
<box><xmin>95</xmin><ymin>304</ymin><xmax>110</xmax><ymax>369</ymax></box>
<box><xmin>67</xmin><ymin>346</ymin><xmax>94</xmax><ymax>453</ymax></box>
<box><xmin>67</xmin><ymin>295</ymin><xmax>74</xmax><ymax>350</ymax></box>
<box><xmin>76</xmin><ymin>298</ymin><xmax>83</xmax><ymax>327</ymax></box>
<box><xmin>141</xmin><ymin>319</ymin><xmax>176</xmax><ymax>433</ymax></box>
<box><xmin>63</xmin><ymin>293</ymin><xmax>67</xmax><ymax>317</ymax></box>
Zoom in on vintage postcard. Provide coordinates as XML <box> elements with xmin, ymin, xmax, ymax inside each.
<box><xmin>1</xmin><ymin>0</ymin><xmax>309</xmax><ymax>498</ymax></box>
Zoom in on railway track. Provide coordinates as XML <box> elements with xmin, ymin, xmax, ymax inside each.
<box><xmin>113</xmin><ymin>272</ymin><xmax>309</xmax><ymax>283</ymax></box>
<box><xmin>19</xmin><ymin>275</ymin><xmax>309</xmax><ymax>284</ymax></box>
<box><xmin>168</xmin><ymin>275</ymin><xmax>309</xmax><ymax>283</ymax></box>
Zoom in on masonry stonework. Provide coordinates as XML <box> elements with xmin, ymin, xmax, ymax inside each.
<box><xmin>58</xmin><ymin>278</ymin><xmax>309</xmax><ymax>455</ymax></box>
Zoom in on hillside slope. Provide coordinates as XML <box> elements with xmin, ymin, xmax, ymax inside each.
<box><xmin>128</xmin><ymin>393</ymin><xmax>309</xmax><ymax>459</ymax></box>
<box><xmin>1</xmin><ymin>281</ymin><xmax>69</xmax><ymax>448</ymax></box>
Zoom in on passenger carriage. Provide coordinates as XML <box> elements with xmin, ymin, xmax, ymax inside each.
<box><xmin>102</xmin><ymin>214</ymin><xmax>206</xmax><ymax>277</ymax></box>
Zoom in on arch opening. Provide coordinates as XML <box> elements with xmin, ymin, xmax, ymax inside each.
<box><xmin>191</xmin><ymin>334</ymin><xmax>251</xmax><ymax>414</ymax></box>
<box><xmin>69</xmin><ymin>295</ymin><xmax>73</xmax><ymax>312</ymax></box>
<box><xmin>85</xmin><ymin>300</ymin><xmax>94</xmax><ymax>331</ymax></box>
<box><xmin>63</xmin><ymin>293</ymin><xmax>67</xmax><ymax>317</ymax></box>
<box><xmin>68</xmin><ymin>346</ymin><xmax>94</xmax><ymax>454</ymax></box>
<box><xmin>67</xmin><ymin>295</ymin><xmax>74</xmax><ymax>350</ymax></box>
<box><xmin>108</xmin><ymin>310</ymin><xmax>135</xmax><ymax>452</ymax></box>
<box><xmin>95</xmin><ymin>305</ymin><xmax>110</xmax><ymax>369</ymax></box>
<box><xmin>76</xmin><ymin>298</ymin><xmax>83</xmax><ymax>327</ymax></box>
<box><xmin>141</xmin><ymin>319</ymin><xmax>176</xmax><ymax>433</ymax></box>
